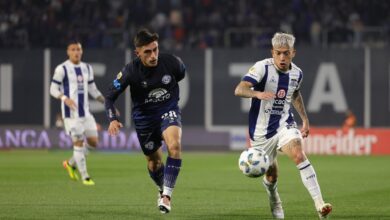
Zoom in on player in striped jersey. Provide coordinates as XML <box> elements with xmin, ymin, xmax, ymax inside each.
<box><xmin>50</xmin><ymin>40</ymin><xmax>104</xmax><ymax>186</ymax></box>
<box><xmin>234</xmin><ymin>33</ymin><xmax>332</xmax><ymax>219</ymax></box>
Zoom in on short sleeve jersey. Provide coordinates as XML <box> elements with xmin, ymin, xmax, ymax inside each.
<box><xmin>105</xmin><ymin>53</ymin><xmax>186</xmax><ymax>129</ymax></box>
<box><xmin>242</xmin><ymin>58</ymin><xmax>303</xmax><ymax>140</ymax></box>
<box><xmin>52</xmin><ymin>60</ymin><xmax>95</xmax><ymax>118</ymax></box>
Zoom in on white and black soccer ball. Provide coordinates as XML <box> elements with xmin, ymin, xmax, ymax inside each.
<box><xmin>238</xmin><ymin>148</ymin><xmax>270</xmax><ymax>178</ymax></box>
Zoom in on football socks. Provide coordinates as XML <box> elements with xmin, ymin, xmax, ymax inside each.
<box><xmin>149</xmin><ymin>164</ymin><xmax>165</xmax><ymax>191</ymax></box>
<box><xmin>163</xmin><ymin>157</ymin><xmax>181</xmax><ymax>198</ymax></box>
<box><xmin>297</xmin><ymin>159</ymin><xmax>324</xmax><ymax>207</ymax></box>
<box><xmin>73</xmin><ymin>146</ymin><xmax>90</xmax><ymax>180</ymax></box>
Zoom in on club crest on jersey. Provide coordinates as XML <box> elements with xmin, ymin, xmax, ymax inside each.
<box><xmin>141</xmin><ymin>81</ymin><xmax>148</xmax><ymax>88</ymax></box>
<box><xmin>116</xmin><ymin>71</ymin><xmax>122</xmax><ymax>79</ymax></box>
<box><xmin>277</xmin><ymin>89</ymin><xmax>286</xmax><ymax>98</ymax></box>
<box><xmin>162</xmin><ymin>75</ymin><xmax>171</xmax><ymax>84</ymax></box>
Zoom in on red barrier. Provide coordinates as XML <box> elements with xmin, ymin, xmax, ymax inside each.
<box><xmin>303</xmin><ymin>128</ymin><xmax>390</xmax><ymax>155</ymax></box>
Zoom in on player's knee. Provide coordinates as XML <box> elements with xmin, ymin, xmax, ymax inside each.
<box><xmin>166</xmin><ymin>141</ymin><xmax>181</xmax><ymax>158</ymax></box>
<box><xmin>87</xmin><ymin>139</ymin><xmax>98</xmax><ymax>148</ymax></box>
<box><xmin>166</xmin><ymin>139</ymin><xmax>181</xmax><ymax>151</ymax></box>
<box><xmin>265</xmin><ymin>164</ymin><xmax>278</xmax><ymax>182</ymax></box>
<box><xmin>292</xmin><ymin>152</ymin><xmax>307</xmax><ymax>164</ymax></box>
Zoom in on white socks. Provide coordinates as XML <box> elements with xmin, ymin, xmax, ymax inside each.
<box><xmin>163</xmin><ymin>186</ymin><xmax>173</xmax><ymax>198</ymax></box>
<box><xmin>73</xmin><ymin>146</ymin><xmax>89</xmax><ymax>180</ymax></box>
<box><xmin>263</xmin><ymin>177</ymin><xmax>281</xmax><ymax>203</ymax></box>
<box><xmin>297</xmin><ymin>160</ymin><xmax>324</xmax><ymax>209</ymax></box>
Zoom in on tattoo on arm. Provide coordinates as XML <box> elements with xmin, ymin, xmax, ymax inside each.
<box><xmin>234</xmin><ymin>81</ymin><xmax>255</xmax><ymax>98</ymax></box>
<box><xmin>292</xmin><ymin>90</ymin><xmax>308</xmax><ymax>122</ymax></box>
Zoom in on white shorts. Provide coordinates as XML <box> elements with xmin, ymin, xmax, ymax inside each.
<box><xmin>63</xmin><ymin>115</ymin><xmax>98</xmax><ymax>141</ymax></box>
<box><xmin>250</xmin><ymin>126</ymin><xmax>302</xmax><ymax>164</ymax></box>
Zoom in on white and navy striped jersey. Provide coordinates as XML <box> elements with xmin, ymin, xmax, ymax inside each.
<box><xmin>242</xmin><ymin>58</ymin><xmax>303</xmax><ymax>140</ymax></box>
<box><xmin>50</xmin><ymin>60</ymin><xmax>102</xmax><ymax>119</ymax></box>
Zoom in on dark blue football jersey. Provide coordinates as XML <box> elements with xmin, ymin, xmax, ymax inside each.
<box><xmin>105</xmin><ymin>53</ymin><xmax>186</xmax><ymax>130</ymax></box>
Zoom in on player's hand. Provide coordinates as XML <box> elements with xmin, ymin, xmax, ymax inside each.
<box><xmin>256</xmin><ymin>91</ymin><xmax>275</xmax><ymax>100</ymax></box>
<box><xmin>108</xmin><ymin>120</ymin><xmax>123</xmax><ymax>136</ymax></box>
<box><xmin>300</xmin><ymin>121</ymin><xmax>310</xmax><ymax>138</ymax></box>
<box><xmin>64</xmin><ymin>98</ymin><xmax>77</xmax><ymax>111</ymax></box>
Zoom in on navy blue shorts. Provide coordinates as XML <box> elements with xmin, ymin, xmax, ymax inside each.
<box><xmin>136</xmin><ymin>109</ymin><xmax>182</xmax><ymax>155</ymax></box>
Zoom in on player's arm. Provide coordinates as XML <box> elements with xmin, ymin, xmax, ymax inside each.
<box><xmin>172</xmin><ymin>55</ymin><xmax>186</xmax><ymax>82</ymax></box>
<box><xmin>234</xmin><ymin>81</ymin><xmax>275</xmax><ymax>100</ymax></box>
<box><xmin>49</xmin><ymin>66</ymin><xmax>77</xmax><ymax>110</ymax></box>
<box><xmin>292</xmin><ymin>90</ymin><xmax>310</xmax><ymax>138</ymax></box>
<box><xmin>88</xmin><ymin>82</ymin><xmax>105</xmax><ymax>104</ymax></box>
<box><xmin>105</xmin><ymin>69</ymin><xmax>130</xmax><ymax>136</ymax></box>
<box><xmin>86</xmin><ymin>65</ymin><xmax>105</xmax><ymax>104</ymax></box>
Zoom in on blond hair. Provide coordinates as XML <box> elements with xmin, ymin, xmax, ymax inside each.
<box><xmin>271</xmin><ymin>32</ymin><xmax>295</xmax><ymax>48</ymax></box>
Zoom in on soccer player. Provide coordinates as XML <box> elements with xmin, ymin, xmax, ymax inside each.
<box><xmin>105</xmin><ymin>29</ymin><xmax>186</xmax><ymax>214</ymax></box>
<box><xmin>234</xmin><ymin>32</ymin><xmax>332</xmax><ymax>219</ymax></box>
<box><xmin>50</xmin><ymin>40</ymin><xmax>105</xmax><ymax>186</ymax></box>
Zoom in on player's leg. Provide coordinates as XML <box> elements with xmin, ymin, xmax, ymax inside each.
<box><xmin>62</xmin><ymin>118</ymin><xmax>79</xmax><ymax>181</ymax></box>
<box><xmin>136</xmin><ymin>127</ymin><xmax>167</xmax><ymax>213</ymax></box>
<box><xmin>145</xmin><ymin>147</ymin><xmax>165</xmax><ymax>194</ymax></box>
<box><xmin>158</xmin><ymin>125</ymin><xmax>182</xmax><ymax>213</ymax></box>
<box><xmin>65</xmin><ymin>118</ymin><xmax>94</xmax><ymax>185</ymax></box>
<box><xmin>279</xmin><ymin>128</ymin><xmax>332</xmax><ymax>219</ymax></box>
<box><xmin>162</xmin><ymin>125</ymin><xmax>182</xmax><ymax>194</ymax></box>
<box><xmin>84</xmin><ymin>115</ymin><xmax>99</xmax><ymax>155</ymax></box>
<box><xmin>253</xmin><ymin>136</ymin><xmax>284</xmax><ymax>219</ymax></box>
<box><xmin>263</xmin><ymin>160</ymin><xmax>284</xmax><ymax>219</ymax></box>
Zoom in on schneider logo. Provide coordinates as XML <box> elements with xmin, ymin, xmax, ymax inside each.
<box><xmin>145</xmin><ymin>88</ymin><xmax>171</xmax><ymax>103</ymax></box>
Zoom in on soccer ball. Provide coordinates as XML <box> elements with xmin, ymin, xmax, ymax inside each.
<box><xmin>238</xmin><ymin>148</ymin><xmax>270</xmax><ymax>178</ymax></box>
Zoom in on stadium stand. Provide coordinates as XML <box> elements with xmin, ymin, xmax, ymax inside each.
<box><xmin>0</xmin><ymin>0</ymin><xmax>389</xmax><ymax>49</ymax></box>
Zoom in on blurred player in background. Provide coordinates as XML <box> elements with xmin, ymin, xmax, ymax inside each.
<box><xmin>105</xmin><ymin>29</ymin><xmax>186</xmax><ymax>214</ymax></box>
<box><xmin>342</xmin><ymin>109</ymin><xmax>356</xmax><ymax>133</ymax></box>
<box><xmin>234</xmin><ymin>32</ymin><xmax>332</xmax><ymax>219</ymax></box>
<box><xmin>50</xmin><ymin>40</ymin><xmax>105</xmax><ymax>186</ymax></box>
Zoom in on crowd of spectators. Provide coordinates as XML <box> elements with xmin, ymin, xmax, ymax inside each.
<box><xmin>0</xmin><ymin>0</ymin><xmax>389</xmax><ymax>50</ymax></box>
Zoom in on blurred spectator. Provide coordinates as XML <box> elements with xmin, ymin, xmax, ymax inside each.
<box><xmin>0</xmin><ymin>0</ymin><xmax>389</xmax><ymax>49</ymax></box>
<box><xmin>342</xmin><ymin>110</ymin><xmax>357</xmax><ymax>133</ymax></box>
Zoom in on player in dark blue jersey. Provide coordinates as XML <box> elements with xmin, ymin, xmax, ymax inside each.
<box><xmin>105</xmin><ymin>29</ymin><xmax>186</xmax><ymax>214</ymax></box>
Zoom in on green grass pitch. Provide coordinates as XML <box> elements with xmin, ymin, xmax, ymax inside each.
<box><xmin>0</xmin><ymin>150</ymin><xmax>390</xmax><ymax>220</ymax></box>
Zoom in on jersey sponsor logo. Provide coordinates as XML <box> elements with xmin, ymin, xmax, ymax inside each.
<box><xmin>145</xmin><ymin>88</ymin><xmax>171</xmax><ymax>103</ymax></box>
<box><xmin>77</xmin><ymin>75</ymin><xmax>83</xmax><ymax>82</ymax></box>
<box><xmin>277</xmin><ymin>89</ymin><xmax>286</xmax><ymax>98</ymax></box>
<box><xmin>264</xmin><ymin>109</ymin><xmax>285</xmax><ymax>115</ymax></box>
<box><xmin>274</xmin><ymin>99</ymin><xmax>286</xmax><ymax>105</ymax></box>
<box><xmin>162</xmin><ymin>75</ymin><xmax>171</xmax><ymax>84</ymax></box>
